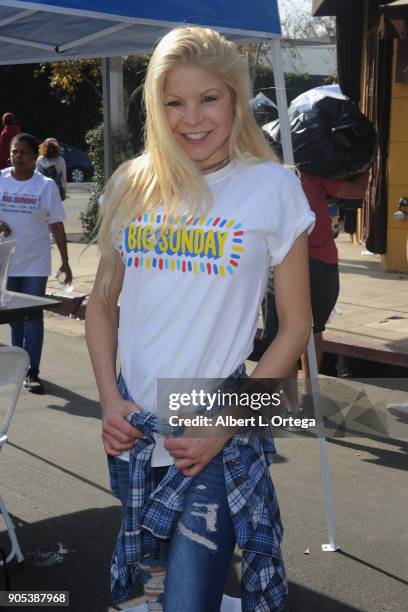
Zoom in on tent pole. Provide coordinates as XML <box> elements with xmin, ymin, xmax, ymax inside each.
<box><xmin>306</xmin><ymin>334</ymin><xmax>338</xmax><ymax>552</ymax></box>
<box><xmin>108</xmin><ymin>57</ymin><xmax>125</xmax><ymax>130</ymax></box>
<box><xmin>270</xmin><ymin>37</ymin><xmax>338</xmax><ymax>553</ymax></box>
<box><xmin>270</xmin><ymin>38</ymin><xmax>294</xmax><ymax>165</ymax></box>
<box><xmin>102</xmin><ymin>57</ymin><xmax>113</xmax><ymax>181</ymax></box>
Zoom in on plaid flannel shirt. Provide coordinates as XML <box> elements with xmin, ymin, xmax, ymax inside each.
<box><xmin>109</xmin><ymin>370</ymin><xmax>288</xmax><ymax>611</ymax></box>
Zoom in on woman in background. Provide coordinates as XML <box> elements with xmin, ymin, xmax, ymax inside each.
<box><xmin>36</xmin><ymin>138</ymin><xmax>67</xmax><ymax>201</ymax></box>
<box><xmin>0</xmin><ymin>112</ymin><xmax>20</xmax><ymax>170</ymax></box>
<box><xmin>0</xmin><ymin>133</ymin><xmax>72</xmax><ymax>392</ymax></box>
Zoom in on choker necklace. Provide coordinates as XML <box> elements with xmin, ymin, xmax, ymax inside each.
<box><xmin>199</xmin><ymin>156</ymin><xmax>230</xmax><ymax>173</ymax></box>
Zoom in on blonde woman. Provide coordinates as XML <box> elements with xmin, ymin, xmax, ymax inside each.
<box><xmin>86</xmin><ymin>27</ymin><xmax>315</xmax><ymax>612</ymax></box>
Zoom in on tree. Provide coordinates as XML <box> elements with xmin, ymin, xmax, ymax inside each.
<box><xmin>37</xmin><ymin>55</ymin><xmax>149</xmax><ymax>153</ymax></box>
<box><xmin>35</xmin><ymin>59</ymin><xmax>101</xmax><ymax>105</ymax></box>
<box><xmin>0</xmin><ymin>62</ymin><xmax>102</xmax><ymax>148</ymax></box>
<box><xmin>279</xmin><ymin>1</ymin><xmax>336</xmax><ymax>39</ymax></box>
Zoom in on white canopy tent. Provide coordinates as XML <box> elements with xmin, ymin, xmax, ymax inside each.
<box><xmin>0</xmin><ymin>0</ymin><xmax>337</xmax><ymax>552</ymax></box>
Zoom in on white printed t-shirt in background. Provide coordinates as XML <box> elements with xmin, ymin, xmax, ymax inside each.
<box><xmin>0</xmin><ymin>168</ymin><xmax>65</xmax><ymax>276</ymax></box>
<box><xmin>36</xmin><ymin>155</ymin><xmax>67</xmax><ymax>191</ymax></box>
<box><xmin>114</xmin><ymin>159</ymin><xmax>315</xmax><ymax>465</ymax></box>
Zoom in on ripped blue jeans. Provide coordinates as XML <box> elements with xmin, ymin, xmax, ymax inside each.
<box><xmin>110</xmin><ymin>366</ymin><xmax>249</xmax><ymax>611</ymax></box>
<box><xmin>112</xmin><ymin>452</ymin><xmax>236</xmax><ymax>611</ymax></box>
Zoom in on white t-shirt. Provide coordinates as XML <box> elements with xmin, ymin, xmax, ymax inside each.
<box><xmin>0</xmin><ymin>168</ymin><xmax>65</xmax><ymax>276</ymax></box>
<box><xmin>114</xmin><ymin>159</ymin><xmax>315</xmax><ymax>465</ymax></box>
<box><xmin>36</xmin><ymin>156</ymin><xmax>67</xmax><ymax>190</ymax></box>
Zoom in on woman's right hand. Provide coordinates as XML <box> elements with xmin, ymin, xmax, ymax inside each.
<box><xmin>0</xmin><ymin>221</ymin><xmax>11</xmax><ymax>238</ymax></box>
<box><xmin>101</xmin><ymin>398</ymin><xmax>144</xmax><ymax>456</ymax></box>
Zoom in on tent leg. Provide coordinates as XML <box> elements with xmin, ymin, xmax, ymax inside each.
<box><xmin>307</xmin><ymin>332</ymin><xmax>339</xmax><ymax>552</ymax></box>
<box><xmin>102</xmin><ymin>57</ymin><xmax>124</xmax><ymax>182</ymax></box>
<box><xmin>108</xmin><ymin>57</ymin><xmax>124</xmax><ymax>129</ymax></box>
<box><xmin>271</xmin><ymin>37</ymin><xmax>338</xmax><ymax>552</ymax></box>
<box><xmin>102</xmin><ymin>57</ymin><xmax>113</xmax><ymax>182</ymax></box>
<box><xmin>270</xmin><ymin>38</ymin><xmax>294</xmax><ymax>166</ymax></box>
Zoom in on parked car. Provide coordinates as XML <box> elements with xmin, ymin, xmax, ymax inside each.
<box><xmin>60</xmin><ymin>143</ymin><xmax>94</xmax><ymax>183</ymax></box>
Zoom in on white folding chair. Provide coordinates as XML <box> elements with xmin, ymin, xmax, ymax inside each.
<box><xmin>0</xmin><ymin>346</ymin><xmax>29</xmax><ymax>566</ymax></box>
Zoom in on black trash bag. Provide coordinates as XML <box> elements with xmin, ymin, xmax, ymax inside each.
<box><xmin>263</xmin><ymin>93</ymin><xmax>377</xmax><ymax>179</ymax></box>
<box><xmin>249</xmin><ymin>92</ymin><xmax>278</xmax><ymax>127</ymax></box>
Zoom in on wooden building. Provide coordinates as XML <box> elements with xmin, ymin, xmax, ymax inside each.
<box><xmin>313</xmin><ymin>0</ymin><xmax>408</xmax><ymax>272</ymax></box>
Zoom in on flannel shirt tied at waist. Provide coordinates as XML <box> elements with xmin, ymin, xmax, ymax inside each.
<box><xmin>108</xmin><ymin>366</ymin><xmax>288</xmax><ymax>611</ymax></box>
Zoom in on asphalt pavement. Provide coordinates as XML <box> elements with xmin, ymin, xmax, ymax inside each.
<box><xmin>0</xmin><ymin>323</ymin><xmax>407</xmax><ymax>612</ymax></box>
<box><xmin>63</xmin><ymin>182</ymin><xmax>93</xmax><ymax>240</ymax></box>
<box><xmin>0</xmin><ymin>181</ymin><xmax>407</xmax><ymax>611</ymax></box>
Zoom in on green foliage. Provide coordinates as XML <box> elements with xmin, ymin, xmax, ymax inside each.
<box><xmin>112</xmin><ymin>125</ymin><xmax>134</xmax><ymax>169</ymax></box>
<box><xmin>0</xmin><ymin>63</ymin><xmax>102</xmax><ymax>149</ymax></box>
<box><xmin>80</xmin><ymin>123</ymin><xmax>134</xmax><ymax>241</ymax></box>
<box><xmin>254</xmin><ymin>66</ymin><xmax>327</xmax><ymax>106</ymax></box>
<box><xmin>35</xmin><ymin>59</ymin><xmax>101</xmax><ymax>105</ymax></box>
<box><xmin>80</xmin><ymin>124</ymin><xmax>104</xmax><ymax>242</ymax></box>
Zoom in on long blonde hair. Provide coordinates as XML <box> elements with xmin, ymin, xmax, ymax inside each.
<box><xmin>98</xmin><ymin>26</ymin><xmax>277</xmax><ymax>296</ymax></box>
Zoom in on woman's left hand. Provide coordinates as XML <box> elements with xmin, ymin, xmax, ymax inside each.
<box><xmin>164</xmin><ymin>432</ymin><xmax>229</xmax><ymax>477</ymax></box>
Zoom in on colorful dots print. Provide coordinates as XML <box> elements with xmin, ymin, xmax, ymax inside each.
<box><xmin>120</xmin><ymin>213</ymin><xmax>245</xmax><ymax>277</ymax></box>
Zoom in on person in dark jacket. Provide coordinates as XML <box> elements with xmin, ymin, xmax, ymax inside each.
<box><xmin>0</xmin><ymin>112</ymin><xmax>21</xmax><ymax>169</ymax></box>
